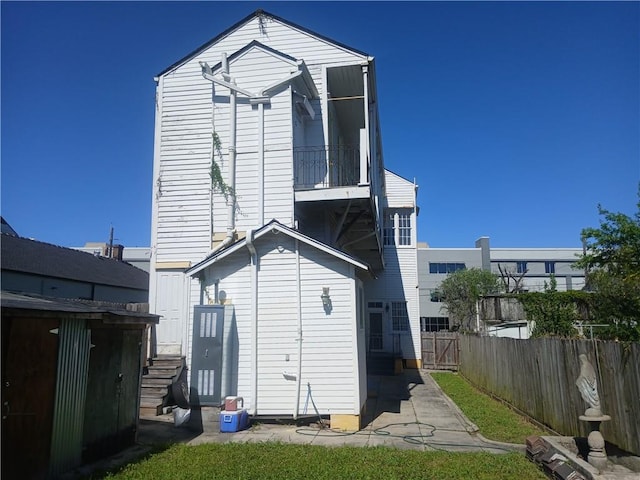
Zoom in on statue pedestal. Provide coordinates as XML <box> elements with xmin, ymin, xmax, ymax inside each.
<box><xmin>579</xmin><ymin>414</ymin><xmax>611</xmax><ymax>471</ymax></box>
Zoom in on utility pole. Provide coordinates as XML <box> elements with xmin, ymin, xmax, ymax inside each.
<box><xmin>108</xmin><ymin>226</ymin><xmax>114</xmax><ymax>259</ymax></box>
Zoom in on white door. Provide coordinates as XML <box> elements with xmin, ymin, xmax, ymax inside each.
<box><xmin>154</xmin><ymin>271</ymin><xmax>185</xmax><ymax>355</ymax></box>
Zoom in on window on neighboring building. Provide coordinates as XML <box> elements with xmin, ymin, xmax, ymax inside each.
<box><xmin>420</xmin><ymin>317</ymin><xmax>450</xmax><ymax>332</ymax></box>
<box><xmin>516</xmin><ymin>261</ymin><xmax>528</xmax><ymax>274</ymax></box>
<box><xmin>398</xmin><ymin>213</ymin><xmax>411</xmax><ymax>245</ymax></box>
<box><xmin>383</xmin><ymin>213</ymin><xmax>395</xmax><ymax>246</ymax></box>
<box><xmin>545</xmin><ymin>261</ymin><xmax>555</xmax><ymax>274</ymax></box>
<box><xmin>429</xmin><ymin>263</ymin><xmax>466</xmax><ymax>274</ymax></box>
<box><xmin>391</xmin><ymin>301</ymin><xmax>409</xmax><ymax>331</ymax></box>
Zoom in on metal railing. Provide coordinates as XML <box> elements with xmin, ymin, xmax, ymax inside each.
<box><xmin>294</xmin><ymin>145</ymin><xmax>360</xmax><ymax>189</ymax></box>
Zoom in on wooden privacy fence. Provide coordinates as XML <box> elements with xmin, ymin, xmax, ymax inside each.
<box><xmin>458</xmin><ymin>335</ymin><xmax>640</xmax><ymax>456</ymax></box>
<box><xmin>421</xmin><ymin>332</ymin><xmax>459</xmax><ymax>370</ymax></box>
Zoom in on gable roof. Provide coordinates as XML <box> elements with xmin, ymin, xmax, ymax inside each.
<box><xmin>1</xmin><ymin>234</ymin><xmax>149</xmax><ymax>291</ymax></box>
<box><xmin>207</xmin><ymin>40</ymin><xmax>318</xmax><ymax>98</ymax></box>
<box><xmin>158</xmin><ymin>9</ymin><xmax>369</xmax><ymax>77</ymax></box>
<box><xmin>187</xmin><ymin>219</ymin><xmax>370</xmax><ymax>276</ymax></box>
<box><xmin>211</xmin><ymin>40</ymin><xmax>299</xmax><ymax>70</ymax></box>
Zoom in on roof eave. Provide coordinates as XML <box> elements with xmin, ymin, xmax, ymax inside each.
<box><xmin>186</xmin><ymin>220</ymin><xmax>371</xmax><ymax>276</ymax></box>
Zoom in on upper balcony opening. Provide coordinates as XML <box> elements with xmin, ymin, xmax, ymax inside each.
<box><xmin>294</xmin><ymin>64</ymin><xmax>368</xmax><ymax>192</ymax></box>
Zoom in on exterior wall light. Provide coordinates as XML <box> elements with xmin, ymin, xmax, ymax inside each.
<box><xmin>321</xmin><ymin>287</ymin><xmax>331</xmax><ymax>307</ymax></box>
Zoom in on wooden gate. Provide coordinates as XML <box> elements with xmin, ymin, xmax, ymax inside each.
<box><xmin>421</xmin><ymin>332</ymin><xmax>459</xmax><ymax>370</ymax></box>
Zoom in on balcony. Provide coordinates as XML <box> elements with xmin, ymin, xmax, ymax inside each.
<box><xmin>294</xmin><ymin>145</ymin><xmax>360</xmax><ymax>190</ymax></box>
<box><xmin>293</xmin><ymin>142</ymin><xmax>383</xmax><ymax>272</ymax></box>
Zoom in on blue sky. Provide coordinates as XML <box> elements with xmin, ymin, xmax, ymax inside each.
<box><xmin>2</xmin><ymin>2</ymin><xmax>638</xmax><ymax>248</ymax></box>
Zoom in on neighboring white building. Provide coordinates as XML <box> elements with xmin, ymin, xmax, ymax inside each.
<box><xmin>74</xmin><ymin>242</ymin><xmax>152</xmax><ymax>272</ymax></box>
<box><xmin>418</xmin><ymin>237</ymin><xmax>585</xmax><ymax>336</ymax></box>
<box><xmin>148</xmin><ymin>10</ymin><xmax>419</xmax><ymax>430</ymax></box>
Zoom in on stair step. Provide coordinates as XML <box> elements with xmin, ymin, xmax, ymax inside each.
<box><xmin>141</xmin><ymin>386</ymin><xmax>169</xmax><ymax>397</ymax></box>
<box><xmin>144</xmin><ymin>371</ymin><xmax>177</xmax><ymax>379</ymax></box>
<box><xmin>151</xmin><ymin>356</ymin><xmax>184</xmax><ymax>365</ymax></box>
<box><xmin>147</xmin><ymin>365</ymin><xmax>180</xmax><ymax>372</ymax></box>
<box><xmin>152</xmin><ymin>358</ymin><xmax>183</xmax><ymax>365</ymax></box>
<box><xmin>140</xmin><ymin>396</ymin><xmax>165</xmax><ymax>406</ymax></box>
<box><xmin>142</xmin><ymin>377</ymin><xmax>175</xmax><ymax>386</ymax></box>
<box><xmin>139</xmin><ymin>356</ymin><xmax>186</xmax><ymax>418</ymax></box>
<box><xmin>140</xmin><ymin>405</ymin><xmax>163</xmax><ymax>416</ymax></box>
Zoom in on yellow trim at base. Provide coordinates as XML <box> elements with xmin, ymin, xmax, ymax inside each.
<box><xmin>394</xmin><ymin>358</ymin><xmax>404</xmax><ymax>375</ymax></box>
<box><xmin>155</xmin><ymin>261</ymin><xmax>191</xmax><ymax>270</ymax></box>
<box><xmin>404</xmin><ymin>359</ymin><xmax>422</xmax><ymax>369</ymax></box>
<box><xmin>330</xmin><ymin>414</ymin><xmax>361</xmax><ymax>432</ymax></box>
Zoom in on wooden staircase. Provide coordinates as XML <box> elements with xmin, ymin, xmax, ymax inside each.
<box><xmin>139</xmin><ymin>355</ymin><xmax>186</xmax><ymax>416</ymax></box>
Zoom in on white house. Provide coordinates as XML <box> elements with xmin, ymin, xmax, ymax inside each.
<box><xmin>149</xmin><ymin>10</ymin><xmax>419</xmax><ymax>430</ymax></box>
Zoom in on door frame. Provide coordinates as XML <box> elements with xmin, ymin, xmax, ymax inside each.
<box><xmin>367</xmin><ymin>303</ymin><xmax>385</xmax><ymax>353</ymax></box>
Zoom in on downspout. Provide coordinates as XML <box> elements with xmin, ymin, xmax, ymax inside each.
<box><xmin>228</xmin><ymin>55</ymin><xmax>237</xmax><ymax>241</ymax></box>
<box><xmin>293</xmin><ymin>238</ymin><xmax>303</xmax><ymax>419</ymax></box>
<box><xmin>246</xmin><ymin>228</ymin><xmax>259</xmax><ymax>415</ymax></box>
<box><xmin>258</xmin><ymin>101</ymin><xmax>265</xmax><ymax>225</ymax></box>
<box><xmin>204</xmin><ymin>54</ymin><xmax>237</xmax><ymax>256</ymax></box>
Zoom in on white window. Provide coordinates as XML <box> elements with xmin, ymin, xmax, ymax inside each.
<box><xmin>383</xmin><ymin>213</ymin><xmax>395</xmax><ymax>246</ymax></box>
<box><xmin>398</xmin><ymin>213</ymin><xmax>411</xmax><ymax>245</ymax></box>
<box><xmin>383</xmin><ymin>209</ymin><xmax>413</xmax><ymax>247</ymax></box>
<box><xmin>391</xmin><ymin>301</ymin><xmax>409</xmax><ymax>331</ymax></box>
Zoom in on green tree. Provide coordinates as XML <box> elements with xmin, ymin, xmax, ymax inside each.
<box><xmin>575</xmin><ymin>191</ymin><xmax>640</xmax><ymax>341</ymax></box>
<box><xmin>522</xmin><ymin>277</ymin><xmax>584</xmax><ymax>338</ymax></box>
<box><xmin>439</xmin><ymin>268</ymin><xmax>502</xmax><ymax>332</ymax></box>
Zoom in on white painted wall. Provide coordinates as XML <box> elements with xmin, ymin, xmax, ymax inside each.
<box><xmin>364</xmin><ymin>171</ymin><xmax>420</xmax><ymax>361</ymax></box>
<box><xmin>153</xmin><ymin>15</ymin><xmax>368</xmax><ymax>264</ymax></box>
<box><xmin>151</xmin><ymin>14</ymin><xmax>371</xmax><ymax>350</ymax></box>
<box><xmin>192</xmin><ymin>231</ymin><xmax>364</xmax><ymax>416</ymax></box>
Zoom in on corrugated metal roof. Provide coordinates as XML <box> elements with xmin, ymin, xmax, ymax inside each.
<box><xmin>0</xmin><ymin>291</ymin><xmax>159</xmax><ymax>323</ymax></box>
<box><xmin>1</xmin><ymin>234</ymin><xmax>149</xmax><ymax>291</ymax></box>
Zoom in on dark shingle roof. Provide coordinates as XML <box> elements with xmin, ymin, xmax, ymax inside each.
<box><xmin>1</xmin><ymin>234</ymin><xmax>149</xmax><ymax>291</ymax></box>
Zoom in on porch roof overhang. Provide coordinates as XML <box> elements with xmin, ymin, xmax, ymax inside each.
<box><xmin>186</xmin><ymin>220</ymin><xmax>371</xmax><ymax>277</ymax></box>
<box><xmin>294</xmin><ymin>193</ymin><xmax>384</xmax><ymax>273</ymax></box>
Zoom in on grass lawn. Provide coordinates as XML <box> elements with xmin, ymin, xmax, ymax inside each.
<box><xmin>430</xmin><ymin>372</ymin><xmax>547</xmax><ymax>444</ymax></box>
<box><xmin>102</xmin><ymin>442</ymin><xmax>545</xmax><ymax>480</ymax></box>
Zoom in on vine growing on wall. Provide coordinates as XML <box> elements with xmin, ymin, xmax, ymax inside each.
<box><xmin>210</xmin><ymin>131</ymin><xmax>234</xmax><ymax>200</ymax></box>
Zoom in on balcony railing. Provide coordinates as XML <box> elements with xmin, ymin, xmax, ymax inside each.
<box><xmin>294</xmin><ymin>145</ymin><xmax>360</xmax><ymax>189</ymax></box>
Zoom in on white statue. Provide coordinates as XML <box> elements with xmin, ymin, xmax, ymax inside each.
<box><xmin>576</xmin><ymin>354</ymin><xmax>601</xmax><ymax>417</ymax></box>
